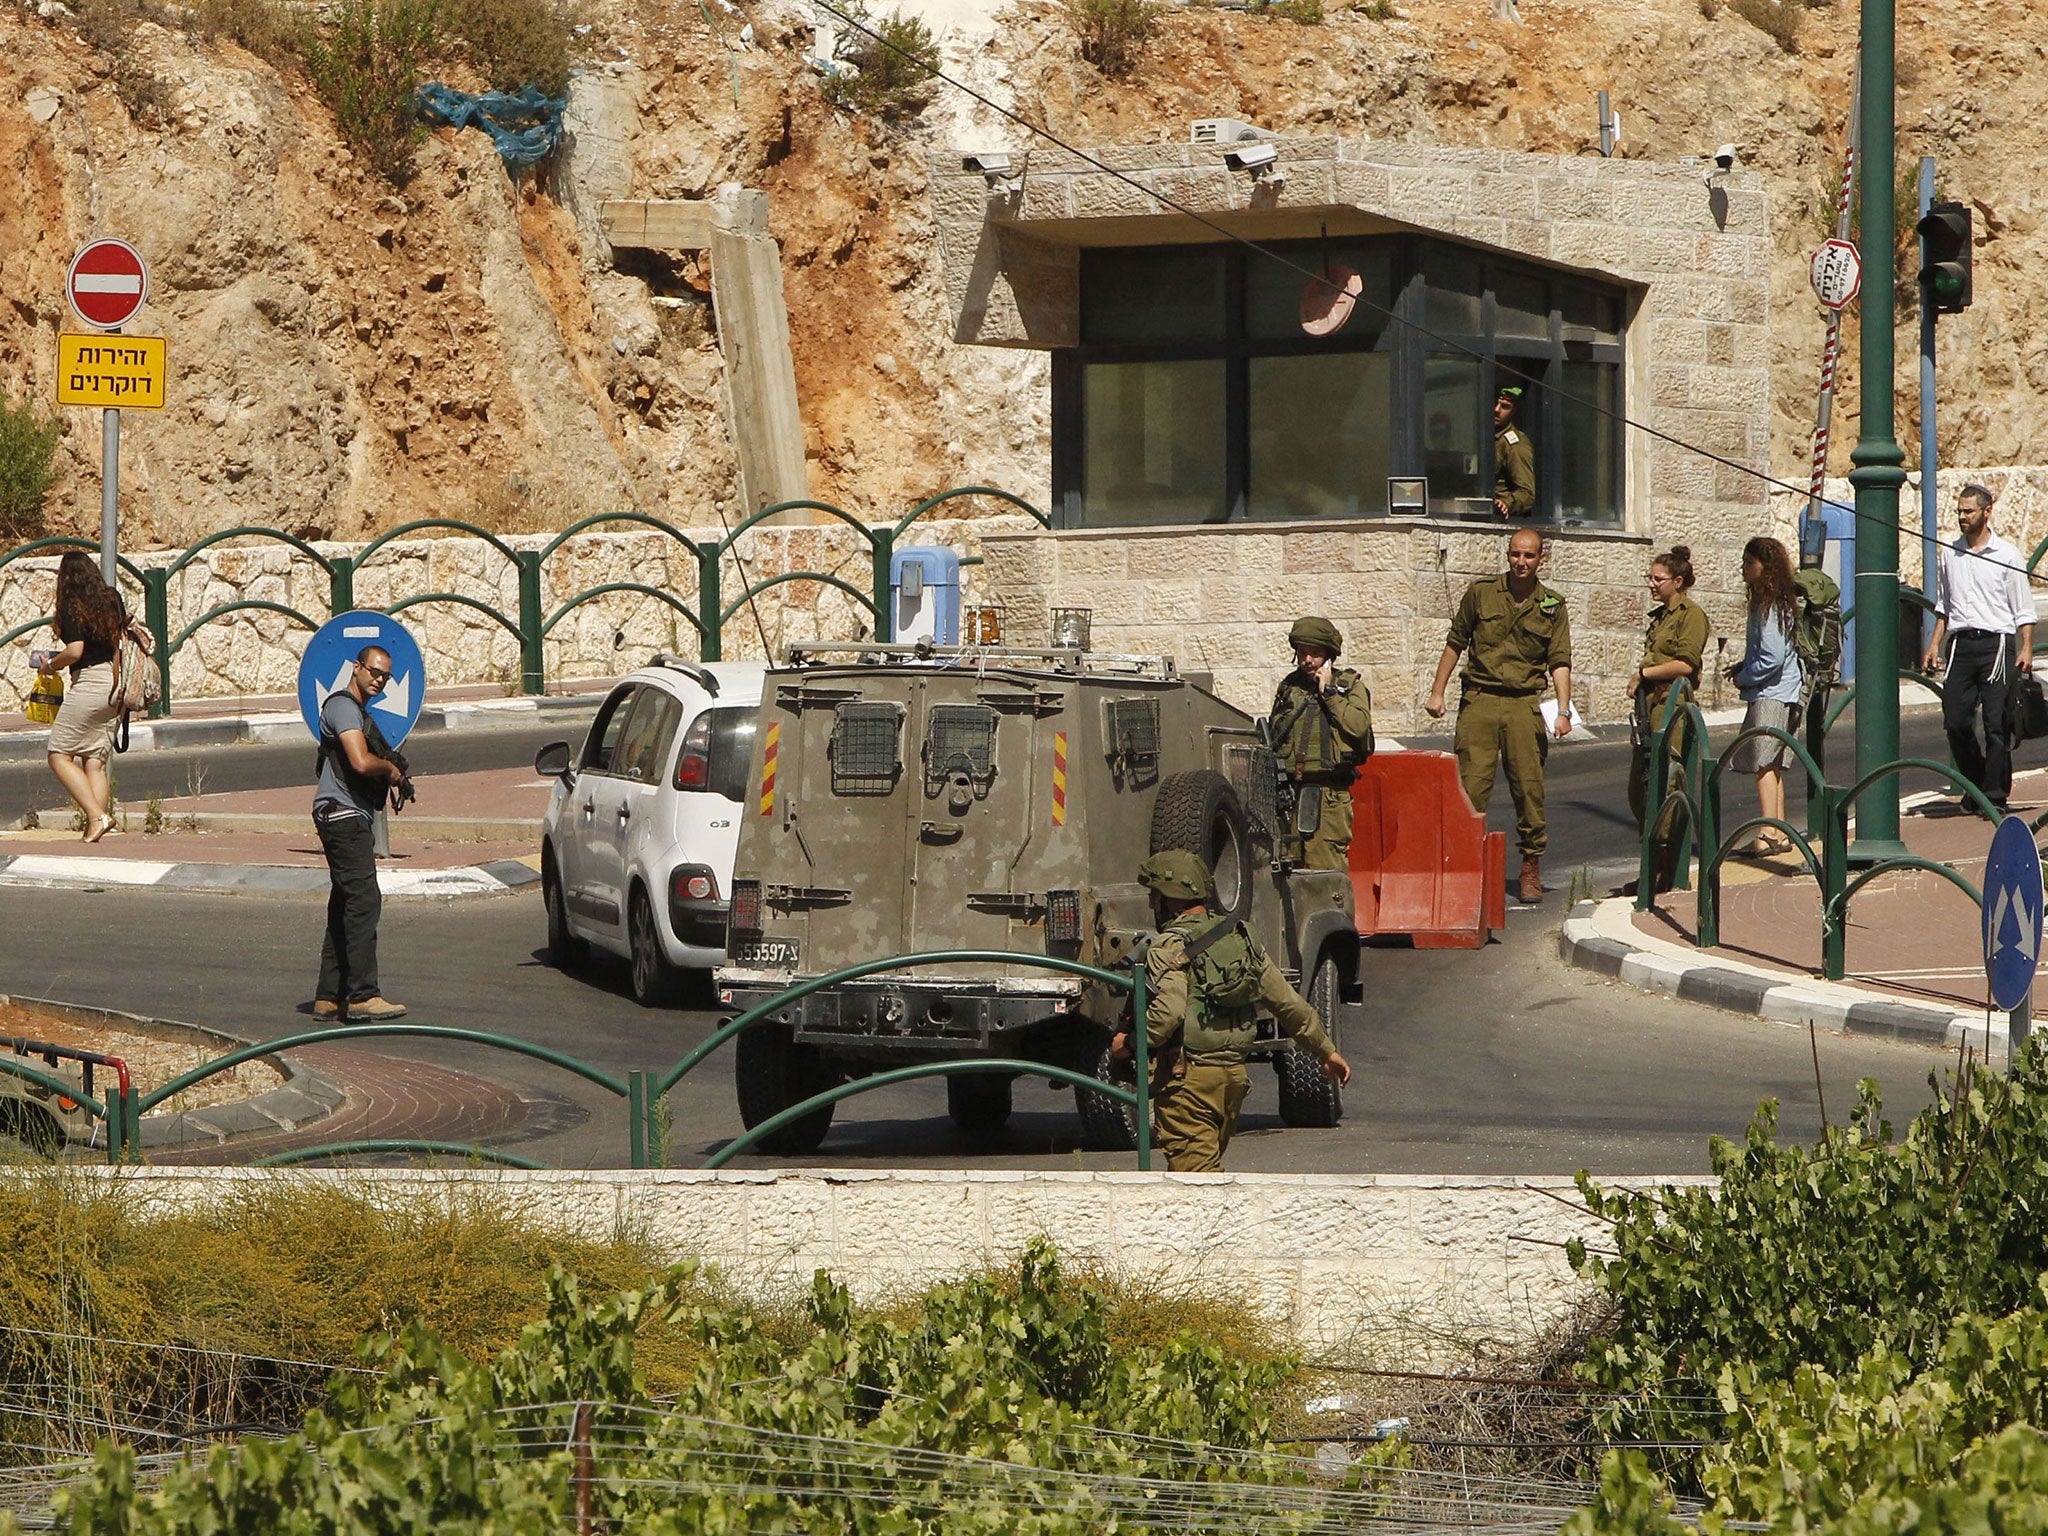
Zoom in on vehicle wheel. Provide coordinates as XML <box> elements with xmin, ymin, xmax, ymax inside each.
<box><xmin>1075</xmin><ymin>1037</ymin><xmax>1139</xmax><ymax>1152</ymax></box>
<box><xmin>1276</xmin><ymin>946</ymin><xmax>1344</xmax><ymax>1128</ymax></box>
<box><xmin>628</xmin><ymin>885</ymin><xmax>679</xmax><ymax>1007</ymax></box>
<box><xmin>947</xmin><ymin>1071</ymin><xmax>1014</xmax><ymax>1137</ymax></box>
<box><xmin>733</xmin><ymin>1023</ymin><xmax>838</xmax><ymax>1156</ymax></box>
<box><xmin>1150</xmin><ymin>770</ymin><xmax>1253</xmax><ymax>922</ymax></box>
<box><xmin>543</xmin><ymin>851</ymin><xmax>588</xmax><ymax>969</ymax></box>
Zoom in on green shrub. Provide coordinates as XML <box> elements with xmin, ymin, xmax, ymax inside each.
<box><xmin>1357</xmin><ymin>0</ymin><xmax>1396</xmax><ymax>16</ymax></box>
<box><xmin>0</xmin><ymin>399</ymin><xmax>59</xmax><ymax>545</ymax></box>
<box><xmin>822</xmin><ymin>0</ymin><xmax>939</xmax><ymax>120</ymax></box>
<box><xmin>439</xmin><ymin>0</ymin><xmax>571</xmax><ymax>94</ymax></box>
<box><xmin>299</xmin><ymin>0</ymin><xmax>444</xmax><ymax>183</ymax></box>
<box><xmin>1267</xmin><ymin>0</ymin><xmax>1323</xmax><ymax>22</ymax></box>
<box><xmin>1065</xmin><ymin>0</ymin><xmax>1159</xmax><ymax>74</ymax></box>
<box><xmin>48</xmin><ymin>1240</ymin><xmax>1313</xmax><ymax>1532</ymax></box>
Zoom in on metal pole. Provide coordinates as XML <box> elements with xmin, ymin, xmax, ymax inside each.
<box><xmin>1597</xmin><ymin>91</ymin><xmax>1614</xmax><ymax>158</ymax></box>
<box><xmin>1918</xmin><ymin>156</ymin><xmax>1939</xmax><ymax>643</ymax></box>
<box><xmin>100</xmin><ymin>407</ymin><xmax>119</xmax><ymax>586</ymax></box>
<box><xmin>1848</xmin><ymin>0</ymin><xmax>1908</xmax><ymax>862</ymax></box>
<box><xmin>1802</xmin><ymin>54</ymin><xmax>1859</xmax><ymax>568</ymax></box>
<box><xmin>2010</xmin><ymin>993</ymin><xmax>2031</xmax><ymax>1071</ymax></box>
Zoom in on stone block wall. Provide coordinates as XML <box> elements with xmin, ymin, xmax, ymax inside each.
<box><xmin>73</xmin><ymin>1166</ymin><xmax>1717</xmax><ymax>1363</ymax></box>
<box><xmin>0</xmin><ymin>514</ymin><xmax>1041</xmax><ymax>710</ymax></box>
<box><xmin>981</xmin><ymin>519</ymin><xmax>1667</xmax><ymax>729</ymax></box>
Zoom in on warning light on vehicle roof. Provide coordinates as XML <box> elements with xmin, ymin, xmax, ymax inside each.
<box><xmin>1050</xmin><ymin>607</ymin><xmax>1091</xmax><ymax>651</ymax></box>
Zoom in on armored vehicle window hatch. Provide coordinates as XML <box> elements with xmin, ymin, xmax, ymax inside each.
<box><xmin>829</xmin><ymin>702</ymin><xmax>904</xmax><ymax>796</ymax></box>
<box><xmin>1105</xmin><ymin>697</ymin><xmax>1161</xmax><ymax>787</ymax></box>
<box><xmin>1221</xmin><ymin>738</ymin><xmax>1281</xmax><ymax>838</ymax></box>
<box><xmin>924</xmin><ymin>704</ymin><xmax>999</xmax><ymax>795</ymax></box>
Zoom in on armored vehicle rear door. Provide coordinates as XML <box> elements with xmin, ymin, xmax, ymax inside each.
<box><xmin>754</xmin><ymin>670</ymin><xmax>1062</xmax><ymax>965</ymax></box>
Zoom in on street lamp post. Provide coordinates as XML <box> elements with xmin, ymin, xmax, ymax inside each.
<box><xmin>1848</xmin><ymin>0</ymin><xmax>1908</xmax><ymax>862</ymax></box>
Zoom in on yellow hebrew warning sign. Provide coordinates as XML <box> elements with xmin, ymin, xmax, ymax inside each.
<box><xmin>57</xmin><ymin>333</ymin><xmax>166</xmax><ymax>410</ymax></box>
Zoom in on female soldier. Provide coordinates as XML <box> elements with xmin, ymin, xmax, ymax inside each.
<box><xmin>1627</xmin><ymin>545</ymin><xmax>1711</xmax><ymax>835</ymax></box>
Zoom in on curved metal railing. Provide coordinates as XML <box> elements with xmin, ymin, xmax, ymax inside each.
<box><xmin>0</xmin><ymin>490</ymin><xmax>1046</xmax><ymax>715</ymax></box>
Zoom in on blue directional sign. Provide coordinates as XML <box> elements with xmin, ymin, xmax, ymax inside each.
<box><xmin>297</xmin><ymin>611</ymin><xmax>426</xmax><ymax>748</ymax></box>
<box><xmin>1983</xmin><ymin>814</ymin><xmax>2044</xmax><ymax>1013</ymax></box>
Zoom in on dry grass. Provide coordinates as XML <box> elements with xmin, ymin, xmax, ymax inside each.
<box><xmin>1728</xmin><ymin>0</ymin><xmax>1802</xmax><ymax>50</ymax></box>
<box><xmin>1064</xmin><ymin>0</ymin><xmax>1159</xmax><ymax>76</ymax></box>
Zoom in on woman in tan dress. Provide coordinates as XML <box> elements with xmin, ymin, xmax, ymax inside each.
<box><xmin>37</xmin><ymin>552</ymin><xmax>126</xmax><ymax>842</ymax></box>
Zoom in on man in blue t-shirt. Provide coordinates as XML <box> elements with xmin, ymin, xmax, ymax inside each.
<box><xmin>312</xmin><ymin>646</ymin><xmax>408</xmax><ymax>1020</ymax></box>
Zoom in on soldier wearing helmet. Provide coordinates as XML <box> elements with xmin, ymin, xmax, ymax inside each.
<box><xmin>1112</xmin><ymin>850</ymin><xmax>1352</xmax><ymax>1172</ymax></box>
<box><xmin>1269</xmin><ymin>616</ymin><xmax>1375</xmax><ymax>870</ymax></box>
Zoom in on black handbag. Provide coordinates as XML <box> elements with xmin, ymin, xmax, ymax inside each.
<box><xmin>2007</xmin><ymin>673</ymin><xmax>2048</xmax><ymax>743</ymax></box>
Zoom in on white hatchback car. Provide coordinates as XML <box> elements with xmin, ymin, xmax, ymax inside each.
<box><xmin>535</xmin><ymin>657</ymin><xmax>766</xmax><ymax>1004</ymax></box>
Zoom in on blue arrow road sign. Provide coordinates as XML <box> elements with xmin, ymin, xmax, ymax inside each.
<box><xmin>297</xmin><ymin>611</ymin><xmax>426</xmax><ymax>748</ymax></box>
<box><xmin>1983</xmin><ymin>814</ymin><xmax>2044</xmax><ymax>1013</ymax></box>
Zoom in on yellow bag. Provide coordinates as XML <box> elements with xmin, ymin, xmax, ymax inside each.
<box><xmin>25</xmin><ymin>671</ymin><xmax>62</xmax><ymax>726</ymax></box>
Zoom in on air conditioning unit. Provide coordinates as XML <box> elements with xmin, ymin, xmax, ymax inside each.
<box><xmin>1190</xmin><ymin>118</ymin><xmax>1272</xmax><ymax>146</ymax></box>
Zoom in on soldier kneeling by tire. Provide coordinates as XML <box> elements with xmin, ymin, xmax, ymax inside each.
<box><xmin>1111</xmin><ymin>850</ymin><xmax>1352</xmax><ymax>1172</ymax></box>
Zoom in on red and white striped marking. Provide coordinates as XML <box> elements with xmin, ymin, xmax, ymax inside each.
<box><xmin>66</xmin><ymin>239</ymin><xmax>149</xmax><ymax>329</ymax></box>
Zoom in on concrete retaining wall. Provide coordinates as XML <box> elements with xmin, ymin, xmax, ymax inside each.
<box><xmin>68</xmin><ymin>1167</ymin><xmax>1715</xmax><ymax>1364</ymax></box>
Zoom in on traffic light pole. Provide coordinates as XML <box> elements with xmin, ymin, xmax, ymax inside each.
<box><xmin>1848</xmin><ymin>0</ymin><xmax>1908</xmax><ymax>862</ymax></box>
<box><xmin>1919</xmin><ymin>158</ymin><xmax>1937</xmax><ymax>643</ymax></box>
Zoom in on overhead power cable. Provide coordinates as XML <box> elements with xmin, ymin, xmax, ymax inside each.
<box><xmin>809</xmin><ymin>0</ymin><xmax>2047</xmax><ymax>590</ymax></box>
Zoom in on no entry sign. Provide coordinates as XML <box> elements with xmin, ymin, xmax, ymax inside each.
<box><xmin>66</xmin><ymin>239</ymin><xmax>150</xmax><ymax>330</ymax></box>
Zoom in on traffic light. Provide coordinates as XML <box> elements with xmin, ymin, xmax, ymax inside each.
<box><xmin>1917</xmin><ymin>201</ymin><xmax>1973</xmax><ymax>315</ymax></box>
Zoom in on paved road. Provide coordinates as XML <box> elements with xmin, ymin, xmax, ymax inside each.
<box><xmin>0</xmin><ymin>703</ymin><xmax>1976</xmax><ymax>1175</ymax></box>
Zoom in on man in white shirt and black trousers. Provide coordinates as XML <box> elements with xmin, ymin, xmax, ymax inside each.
<box><xmin>1922</xmin><ymin>483</ymin><xmax>2038</xmax><ymax>816</ymax></box>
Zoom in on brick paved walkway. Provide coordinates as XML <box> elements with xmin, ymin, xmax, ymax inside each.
<box><xmin>145</xmin><ymin>1046</ymin><xmax>563</xmax><ymax>1164</ymax></box>
<box><xmin>1638</xmin><ymin>768</ymin><xmax>2047</xmax><ymax>1013</ymax></box>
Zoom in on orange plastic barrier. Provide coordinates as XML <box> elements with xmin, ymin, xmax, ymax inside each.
<box><xmin>1347</xmin><ymin>750</ymin><xmax>1506</xmax><ymax>948</ymax></box>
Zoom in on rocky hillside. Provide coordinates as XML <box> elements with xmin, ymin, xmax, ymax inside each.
<box><xmin>0</xmin><ymin>0</ymin><xmax>2040</xmax><ymax>547</ymax></box>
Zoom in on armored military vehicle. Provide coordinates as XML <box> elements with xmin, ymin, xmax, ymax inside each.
<box><xmin>715</xmin><ymin>641</ymin><xmax>1360</xmax><ymax>1155</ymax></box>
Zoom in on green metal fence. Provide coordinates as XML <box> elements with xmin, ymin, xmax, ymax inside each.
<box><xmin>1636</xmin><ymin>678</ymin><xmax>1991</xmax><ymax>983</ymax></box>
<box><xmin>0</xmin><ymin>488</ymin><xmax>1047</xmax><ymax>717</ymax></box>
<box><xmin>0</xmin><ymin>947</ymin><xmax>1153</xmax><ymax>1171</ymax></box>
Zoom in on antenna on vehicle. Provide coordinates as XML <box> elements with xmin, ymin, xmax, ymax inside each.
<box><xmin>709</xmin><ymin>496</ymin><xmax>775</xmax><ymax>661</ymax></box>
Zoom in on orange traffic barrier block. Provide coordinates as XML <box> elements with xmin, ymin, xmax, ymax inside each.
<box><xmin>1348</xmin><ymin>751</ymin><xmax>1506</xmax><ymax>948</ymax></box>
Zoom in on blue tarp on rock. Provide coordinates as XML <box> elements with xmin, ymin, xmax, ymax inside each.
<box><xmin>416</xmin><ymin>83</ymin><xmax>566</xmax><ymax>171</ymax></box>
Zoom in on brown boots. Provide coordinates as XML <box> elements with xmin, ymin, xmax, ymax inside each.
<box><xmin>1518</xmin><ymin>855</ymin><xmax>1543</xmax><ymax>904</ymax></box>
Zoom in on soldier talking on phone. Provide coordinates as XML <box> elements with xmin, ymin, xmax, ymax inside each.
<box><xmin>1268</xmin><ymin>616</ymin><xmax>1374</xmax><ymax>871</ymax></box>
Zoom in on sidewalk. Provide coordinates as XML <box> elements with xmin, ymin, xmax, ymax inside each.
<box><xmin>0</xmin><ymin>764</ymin><xmax>547</xmax><ymax>897</ymax></box>
<box><xmin>1561</xmin><ymin>772</ymin><xmax>2041</xmax><ymax>1053</ymax></box>
<box><xmin>0</xmin><ymin>679</ymin><xmax>611</xmax><ymax>764</ymax></box>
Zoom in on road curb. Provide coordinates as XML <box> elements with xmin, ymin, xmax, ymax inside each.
<box><xmin>0</xmin><ymin>851</ymin><xmax>539</xmax><ymax>898</ymax></box>
<box><xmin>4</xmin><ymin>993</ymin><xmax>346</xmax><ymax>1151</ymax></box>
<box><xmin>1560</xmin><ymin>897</ymin><xmax>2007</xmax><ymax>1052</ymax></box>
<box><xmin>0</xmin><ymin>692</ymin><xmax>601</xmax><ymax>765</ymax></box>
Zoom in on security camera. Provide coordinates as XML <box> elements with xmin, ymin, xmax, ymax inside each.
<box><xmin>1225</xmin><ymin>141</ymin><xmax>1280</xmax><ymax>174</ymax></box>
<box><xmin>962</xmin><ymin>152</ymin><xmax>1011</xmax><ymax>176</ymax></box>
<box><xmin>1713</xmin><ymin>144</ymin><xmax>1738</xmax><ymax>171</ymax></box>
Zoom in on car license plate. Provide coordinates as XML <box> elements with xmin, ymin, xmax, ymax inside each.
<box><xmin>732</xmin><ymin>937</ymin><xmax>799</xmax><ymax>969</ymax></box>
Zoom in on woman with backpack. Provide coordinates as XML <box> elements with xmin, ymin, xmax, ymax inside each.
<box><xmin>1729</xmin><ymin>536</ymin><xmax>1805</xmax><ymax>856</ymax></box>
<box><xmin>34</xmin><ymin>551</ymin><xmax>127</xmax><ymax>842</ymax></box>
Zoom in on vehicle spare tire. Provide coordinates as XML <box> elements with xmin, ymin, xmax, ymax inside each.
<box><xmin>733</xmin><ymin>1024</ymin><xmax>838</xmax><ymax>1156</ymax></box>
<box><xmin>1149</xmin><ymin>769</ymin><xmax>1253</xmax><ymax>923</ymax></box>
<box><xmin>1275</xmin><ymin>946</ymin><xmax>1344</xmax><ymax>1128</ymax></box>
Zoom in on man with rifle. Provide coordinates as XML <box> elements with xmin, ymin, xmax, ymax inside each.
<box><xmin>1112</xmin><ymin>850</ymin><xmax>1351</xmax><ymax>1172</ymax></box>
<box><xmin>309</xmin><ymin>645</ymin><xmax>416</xmax><ymax>1021</ymax></box>
<box><xmin>1268</xmin><ymin>616</ymin><xmax>1374</xmax><ymax>870</ymax></box>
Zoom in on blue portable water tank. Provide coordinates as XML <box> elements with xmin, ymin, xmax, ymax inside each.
<box><xmin>891</xmin><ymin>547</ymin><xmax>961</xmax><ymax>644</ymax></box>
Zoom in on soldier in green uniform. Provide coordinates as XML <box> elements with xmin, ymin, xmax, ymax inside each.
<box><xmin>1627</xmin><ymin>544</ymin><xmax>1712</xmax><ymax>838</ymax></box>
<box><xmin>1425</xmin><ymin>526</ymin><xmax>1574</xmax><ymax>903</ymax></box>
<box><xmin>1111</xmin><ymin>851</ymin><xmax>1351</xmax><ymax>1173</ymax></box>
<box><xmin>1269</xmin><ymin>616</ymin><xmax>1374</xmax><ymax>871</ymax></box>
<box><xmin>1493</xmin><ymin>386</ymin><xmax>1536</xmax><ymax>519</ymax></box>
